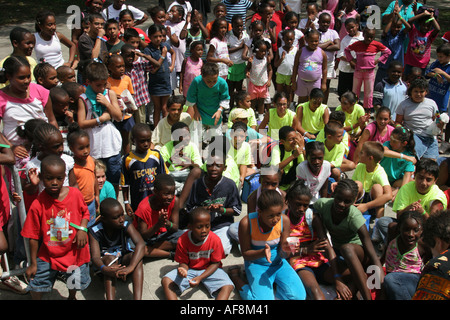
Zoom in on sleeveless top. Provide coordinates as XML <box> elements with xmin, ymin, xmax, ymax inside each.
<box><xmin>297</xmin><ymin>47</ymin><xmax>324</xmax><ymax>82</ymax></box>
<box><xmin>385</xmin><ymin>237</ymin><xmax>423</xmax><ymax>274</ymax></box>
<box><xmin>268</xmin><ymin>108</ymin><xmax>295</xmax><ymax>141</ymax></box>
<box><xmin>80</xmin><ymin>90</ymin><xmax>122</xmax><ymax>159</ymax></box>
<box><xmin>249</xmin><ymin>56</ymin><xmax>268</xmax><ymax>87</ymax></box>
<box><xmin>249</xmin><ymin>211</ymin><xmax>283</xmax><ymax>266</ymax></box>
<box><xmin>287</xmin><ymin>209</ymin><xmax>328</xmax><ymax>270</ymax></box>
<box><xmin>277</xmin><ymin>46</ymin><xmax>298</xmax><ymax>76</ymax></box>
<box><xmin>298</xmin><ymin>102</ymin><xmax>328</xmax><ymax>134</ymax></box>
<box><xmin>182</xmin><ymin>57</ymin><xmax>203</xmax><ymax>97</ymax></box>
<box><xmin>34</xmin><ymin>33</ymin><xmax>64</xmax><ymax>68</ymax></box>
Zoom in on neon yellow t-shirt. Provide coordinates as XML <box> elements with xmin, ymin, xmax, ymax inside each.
<box><xmin>392</xmin><ymin>181</ymin><xmax>448</xmax><ymax>214</ymax></box>
<box><xmin>159</xmin><ymin>141</ymin><xmax>203</xmax><ymax>171</ymax></box>
<box><xmin>0</xmin><ymin>55</ymin><xmax>37</xmax><ymax>88</ymax></box>
<box><xmin>352</xmin><ymin>163</ymin><xmax>390</xmax><ymax>193</ymax></box>
<box><xmin>324</xmin><ymin>140</ymin><xmax>346</xmax><ymax>168</ymax></box>
<box><xmin>227</xmin><ymin>107</ymin><xmax>257</xmax><ymax>128</ymax></box>
<box><xmin>316</xmin><ymin>129</ymin><xmax>350</xmax><ymax>155</ymax></box>
<box><xmin>268</xmin><ymin>108</ymin><xmax>296</xmax><ymax>141</ymax></box>
<box><xmin>227</xmin><ymin>141</ymin><xmax>252</xmax><ymax>166</ymax></box>
<box><xmin>297</xmin><ymin>102</ymin><xmax>328</xmax><ymax>134</ymax></box>
<box><xmin>336</xmin><ymin>103</ymin><xmax>365</xmax><ymax>135</ymax></box>
<box><xmin>270</xmin><ymin>144</ymin><xmax>305</xmax><ymax>175</ymax></box>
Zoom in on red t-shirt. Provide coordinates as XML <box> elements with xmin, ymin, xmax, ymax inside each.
<box><xmin>175</xmin><ymin>230</ymin><xmax>225</xmax><ymax>270</ymax></box>
<box><xmin>133</xmin><ymin>194</ymin><xmax>175</xmax><ymax>236</ymax></box>
<box><xmin>0</xmin><ymin>175</ymin><xmax>10</xmax><ymax>229</ymax></box>
<box><xmin>21</xmin><ymin>187</ymin><xmax>91</xmax><ymax>272</ymax></box>
<box><xmin>252</xmin><ymin>11</ymin><xmax>284</xmax><ymax>52</ymax></box>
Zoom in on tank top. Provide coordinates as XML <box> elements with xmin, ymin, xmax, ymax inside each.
<box><xmin>182</xmin><ymin>57</ymin><xmax>203</xmax><ymax>97</ymax></box>
<box><xmin>298</xmin><ymin>47</ymin><xmax>324</xmax><ymax>82</ymax></box>
<box><xmin>277</xmin><ymin>46</ymin><xmax>298</xmax><ymax>76</ymax></box>
<box><xmin>34</xmin><ymin>33</ymin><xmax>64</xmax><ymax>68</ymax></box>
<box><xmin>249</xmin><ymin>211</ymin><xmax>283</xmax><ymax>266</ymax></box>
<box><xmin>249</xmin><ymin>56</ymin><xmax>268</xmax><ymax>86</ymax></box>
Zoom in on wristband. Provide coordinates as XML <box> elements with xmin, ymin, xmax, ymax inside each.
<box><xmin>124</xmin><ymin>200</ymin><xmax>129</xmax><ymax>204</ymax></box>
<box><xmin>334</xmin><ymin>273</ymin><xmax>342</xmax><ymax>278</ymax></box>
<box><xmin>70</xmin><ymin>222</ymin><xmax>88</xmax><ymax>233</ymax></box>
<box><xmin>100</xmin><ymin>264</ymin><xmax>106</xmax><ymax>271</ymax></box>
<box><xmin>96</xmin><ymin>117</ymin><xmax>101</xmax><ymax>126</ymax></box>
<box><xmin>0</xmin><ymin>144</ymin><xmax>11</xmax><ymax>148</ymax></box>
<box><xmin>425</xmin><ymin>17</ymin><xmax>435</xmax><ymax>23</ymax></box>
<box><xmin>400</xmin><ymin>153</ymin><xmax>403</xmax><ymax>159</ymax></box>
<box><xmin>223</xmin><ymin>207</ymin><xmax>226</xmax><ymax>215</ymax></box>
<box><xmin>97</xmin><ymin>36</ymin><xmax>106</xmax><ymax>42</ymax></box>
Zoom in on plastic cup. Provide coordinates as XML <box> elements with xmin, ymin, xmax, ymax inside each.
<box><xmin>286</xmin><ymin>237</ymin><xmax>299</xmax><ymax>254</ymax></box>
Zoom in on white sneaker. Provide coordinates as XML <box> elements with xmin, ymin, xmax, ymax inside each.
<box><xmin>0</xmin><ymin>276</ymin><xmax>28</xmax><ymax>294</ymax></box>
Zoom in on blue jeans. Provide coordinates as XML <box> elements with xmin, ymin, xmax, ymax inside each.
<box><xmin>239</xmin><ymin>259</ymin><xmax>306</xmax><ymax>300</ymax></box>
<box><xmin>414</xmin><ymin>134</ymin><xmax>439</xmax><ymax>160</ymax></box>
<box><xmin>383</xmin><ymin>272</ymin><xmax>421</xmax><ymax>300</ymax></box>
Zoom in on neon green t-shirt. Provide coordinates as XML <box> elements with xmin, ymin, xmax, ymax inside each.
<box><xmin>316</xmin><ymin>129</ymin><xmax>350</xmax><ymax>155</ymax></box>
<box><xmin>324</xmin><ymin>139</ymin><xmax>346</xmax><ymax>168</ymax></box>
<box><xmin>392</xmin><ymin>181</ymin><xmax>448</xmax><ymax>214</ymax></box>
<box><xmin>336</xmin><ymin>103</ymin><xmax>365</xmax><ymax>135</ymax></box>
<box><xmin>297</xmin><ymin>102</ymin><xmax>328</xmax><ymax>134</ymax></box>
<box><xmin>268</xmin><ymin>108</ymin><xmax>296</xmax><ymax>141</ymax></box>
<box><xmin>352</xmin><ymin>163</ymin><xmax>390</xmax><ymax>193</ymax></box>
<box><xmin>227</xmin><ymin>107</ymin><xmax>257</xmax><ymax>129</ymax></box>
<box><xmin>159</xmin><ymin>141</ymin><xmax>203</xmax><ymax>171</ymax></box>
<box><xmin>227</xmin><ymin>141</ymin><xmax>252</xmax><ymax>166</ymax></box>
<box><xmin>270</xmin><ymin>144</ymin><xmax>305</xmax><ymax>175</ymax></box>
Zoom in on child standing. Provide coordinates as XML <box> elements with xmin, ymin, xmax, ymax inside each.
<box><xmin>144</xmin><ymin>24</ymin><xmax>176</xmax><ymax>127</ymax></box>
<box><xmin>34</xmin><ymin>10</ymin><xmax>76</xmax><ymax>69</ymax></box>
<box><xmin>179</xmin><ymin>10</ymin><xmax>208</xmax><ymax>60</ymax></box>
<box><xmin>246</xmin><ymin>39</ymin><xmax>273</xmax><ymax>122</ymax></box>
<box><xmin>121</xmin><ymin>123</ymin><xmax>169</xmax><ymax>217</ymax></box>
<box><xmin>296</xmin><ymin>141</ymin><xmax>331</xmax><ymax>204</ymax></box>
<box><xmin>274</xmin><ymin>29</ymin><xmax>298</xmax><ymax>103</ymax></box>
<box><xmin>229</xmin><ymin>189</ymin><xmax>306</xmax><ymax>300</ymax></box>
<box><xmin>186</xmin><ymin>62</ymin><xmax>231</xmax><ymax>141</ymax></box>
<box><xmin>383</xmin><ymin>211</ymin><xmax>426</xmax><ymax>300</ymax></box>
<box><xmin>291</xmin><ymin>29</ymin><xmax>327</xmax><ymax>104</ymax></box>
<box><xmin>313</xmin><ymin>179</ymin><xmax>384</xmax><ymax>300</ymax></box>
<box><xmin>105</xmin><ymin>53</ymin><xmax>136</xmax><ymax>155</ymax></box>
<box><xmin>134</xmin><ymin>174</ymin><xmax>184</xmax><ymax>260</ymax></box>
<box><xmin>165</xmin><ymin>5</ymin><xmax>187</xmax><ymax>84</ymax></box>
<box><xmin>344</xmin><ymin>27</ymin><xmax>391</xmax><ymax>112</ymax></box>
<box><xmin>22</xmin><ymin>155</ymin><xmax>91</xmax><ymax>300</ymax></box>
<box><xmin>161</xmin><ymin>207</ymin><xmax>235</xmax><ymax>300</ymax></box>
<box><xmin>317</xmin><ymin>12</ymin><xmax>340</xmax><ymax>103</ymax></box>
<box><xmin>180</xmin><ymin>40</ymin><xmax>204</xmax><ymax>97</ymax></box>
<box><xmin>404</xmin><ymin>9</ymin><xmax>440</xmax><ymax>77</ymax></box>
<box><xmin>105</xmin><ymin>19</ymin><xmax>125</xmax><ymax>53</ymax></box>
<box><xmin>67</xmin><ymin>123</ymin><xmax>99</xmax><ymax>228</ymax></box>
<box><xmin>207</xmin><ymin>17</ymin><xmax>233</xmax><ymax>79</ymax></box>
<box><xmin>89</xmin><ymin>198</ymin><xmax>145</xmax><ymax>300</ymax></box>
<box><xmin>226</xmin><ymin>15</ymin><xmax>249</xmax><ymax>107</ymax></box>
<box><xmin>336</xmin><ymin>18</ymin><xmax>363</xmax><ymax>98</ymax></box>
<box><xmin>296</xmin><ymin>88</ymin><xmax>329</xmax><ymax>141</ymax></box>
<box><xmin>77</xmin><ymin>61</ymin><xmax>123</xmax><ymax>195</ymax></box>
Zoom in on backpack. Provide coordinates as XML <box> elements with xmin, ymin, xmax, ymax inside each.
<box><xmin>241</xmin><ymin>172</ymin><xmax>261</xmax><ymax>203</ymax></box>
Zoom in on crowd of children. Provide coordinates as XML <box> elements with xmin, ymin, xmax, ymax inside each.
<box><xmin>0</xmin><ymin>0</ymin><xmax>449</xmax><ymax>301</ymax></box>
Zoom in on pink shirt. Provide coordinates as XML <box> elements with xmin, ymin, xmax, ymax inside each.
<box><xmin>345</xmin><ymin>40</ymin><xmax>391</xmax><ymax>71</ymax></box>
<box><xmin>364</xmin><ymin>122</ymin><xmax>394</xmax><ymax>145</ymax></box>
<box><xmin>405</xmin><ymin>25</ymin><xmax>438</xmax><ymax>69</ymax></box>
<box><xmin>0</xmin><ymin>83</ymin><xmax>49</xmax><ymax>145</ymax></box>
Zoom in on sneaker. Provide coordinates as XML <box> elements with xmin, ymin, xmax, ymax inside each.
<box><xmin>0</xmin><ymin>276</ymin><xmax>28</xmax><ymax>294</ymax></box>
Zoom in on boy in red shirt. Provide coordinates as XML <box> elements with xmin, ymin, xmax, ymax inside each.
<box><xmin>21</xmin><ymin>155</ymin><xmax>91</xmax><ymax>300</ymax></box>
<box><xmin>161</xmin><ymin>207</ymin><xmax>234</xmax><ymax>300</ymax></box>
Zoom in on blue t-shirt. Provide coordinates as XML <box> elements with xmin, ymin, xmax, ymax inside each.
<box><xmin>426</xmin><ymin>60</ymin><xmax>450</xmax><ymax>113</ymax></box>
<box><xmin>379</xmin><ymin>30</ymin><xmax>407</xmax><ymax>69</ymax></box>
<box><xmin>380</xmin><ymin>141</ymin><xmax>415</xmax><ymax>184</ymax></box>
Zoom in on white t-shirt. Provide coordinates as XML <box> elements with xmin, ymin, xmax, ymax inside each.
<box><xmin>167</xmin><ymin>1</ymin><xmax>193</xmax><ymax>20</ymax></box>
<box><xmin>296</xmin><ymin>160</ymin><xmax>331</xmax><ymax>203</ymax></box>
<box><xmin>337</xmin><ymin>32</ymin><xmax>364</xmax><ymax>73</ymax></box>
<box><xmin>226</xmin><ymin>30</ymin><xmax>250</xmax><ymax>65</ymax></box>
<box><xmin>26</xmin><ymin>153</ymin><xmax>74</xmax><ymax>193</ymax></box>
<box><xmin>102</xmin><ymin>4</ymin><xmax>145</xmax><ymax>21</ymax></box>
<box><xmin>210</xmin><ymin>37</ymin><xmax>230</xmax><ymax>77</ymax></box>
<box><xmin>396</xmin><ymin>97</ymin><xmax>439</xmax><ymax>137</ymax></box>
<box><xmin>249</xmin><ymin>56</ymin><xmax>268</xmax><ymax>86</ymax></box>
<box><xmin>276</xmin><ymin>46</ymin><xmax>298</xmax><ymax>76</ymax></box>
<box><xmin>278</xmin><ymin>28</ymin><xmax>304</xmax><ymax>48</ymax></box>
<box><xmin>151</xmin><ymin>112</ymin><xmax>193</xmax><ymax>150</ymax></box>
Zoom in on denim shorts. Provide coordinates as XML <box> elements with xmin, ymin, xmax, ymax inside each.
<box><xmin>414</xmin><ymin>134</ymin><xmax>439</xmax><ymax>160</ymax></box>
<box><xmin>99</xmin><ymin>153</ymin><xmax>122</xmax><ymax>185</ymax></box>
<box><xmin>27</xmin><ymin>258</ymin><xmax>91</xmax><ymax>293</ymax></box>
<box><xmin>163</xmin><ymin>267</ymin><xmax>234</xmax><ymax>298</ymax></box>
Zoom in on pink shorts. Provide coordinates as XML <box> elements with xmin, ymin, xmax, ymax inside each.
<box><xmin>248</xmin><ymin>81</ymin><xmax>271</xmax><ymax>103</ymax></box>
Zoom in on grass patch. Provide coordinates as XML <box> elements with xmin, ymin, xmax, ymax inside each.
<box><xmin>0</xmin><ymin>0</ymin><xmax>87</xmax><ymax>26</ymax></box>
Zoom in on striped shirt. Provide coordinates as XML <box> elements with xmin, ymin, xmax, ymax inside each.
<box><xmin>222</xmin><ymin>0</ymin><xmax>253</xmax><ymax>22</ymax></box>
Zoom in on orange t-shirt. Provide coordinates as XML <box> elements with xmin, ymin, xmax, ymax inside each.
<box><xmin>206</xmin><ymin>21</ymin><xmax>232</xmax><ymax>40</ymax></box>
<box><xmin>73</xmin><ymin>155</ymin><xmax>96</xmax><ymax>204</ymax></box>
<box><xmin>107</xmin><ymin>75</ymin><xmax>135</xmax><ymax>120</ymax></box>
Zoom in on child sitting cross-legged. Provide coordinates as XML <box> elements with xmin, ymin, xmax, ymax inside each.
<box><xmin>161</xmin><ymin>207</ymin><xmax>235</xmax><ymax>300</ymax></box>
<box><xmin>352</xmin><ymin>141</ymin><xmax>392</xmax><ymax>220</ymax></box>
